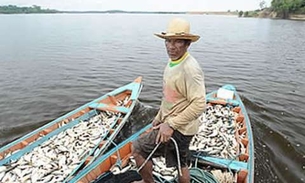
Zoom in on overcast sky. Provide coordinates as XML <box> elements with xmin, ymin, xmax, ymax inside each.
<box><xmin>0</xmin><ymin>0</ymin><xmax>272</xmax><ymax>11</ymax></box>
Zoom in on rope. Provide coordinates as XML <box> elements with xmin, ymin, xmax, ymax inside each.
<box><xmin>137</xmin><ymin>138</ymin><xmax>182</xmax><ymax>177</ymax></box>
<box><xmin>189</xmin><ymin>167</ymin><xmax>219</xmax><ymax>183</ymax></box>
<box><xmin>191</xmin><ymin>151</ymin><xmax>245</xmax><ymax>183</ymax></box>
<box><xmin>111</xmin><ymin>140</ymin><xmax>122</xmax><ymax>168</ymax></box>
<box><xmin>170</xmin><ymin>137</ymin><xmax>182</xmax><ymax>177</ymax></box>
<box><xmin>137</xmin><ymin>142</ymin><xmax>161</xmax><ymax>172</ymax></box>
<box><xmin>136</xmin><ymin>138</ymin><xmax>222</xmax><ymax>183</ymax></box>
<box><xmin>189</xmin><ymin>155</ymin><xmax>220</xmax><ymax>183</ymax></box>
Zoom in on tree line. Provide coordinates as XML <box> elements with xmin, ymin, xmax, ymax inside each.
<box><xmin>238</xmin><ymin>0</ymin><xmax>305</xmax><ymax>19</ymax></box>
<box><xmin>271</xmin><ymin>0</ymin><xmax>305</xmax><ymax>18</ymax></box>
<box><xmin>0</xmin><ymin>5</ymin><xmax>58</xmax><ymax>14</ymax></box>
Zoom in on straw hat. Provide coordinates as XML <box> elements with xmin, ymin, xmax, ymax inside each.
<box><xmin>155</xmin><ymin>18</ymin><xmax>200</xmax><ymax>42</ymax></box>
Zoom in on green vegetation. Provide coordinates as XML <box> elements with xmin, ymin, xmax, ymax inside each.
<box><xmin>271</xmin><ymin>0</ymin><xmax>305</xmax><ymax>18</ymax></box>
<box><xmin>238</xmin><ymin>0</ymin><xmax>305</xmax><ymax>19</ymax></box>
<box><xmin>0</xmin><ymin>5</ymin><xmax>58</xmax><ymax>14</ymax></box>
<box><xmin>238</xmin><ymin>10</ymin><xmax>260</xmax><ymax>17</ymax></box>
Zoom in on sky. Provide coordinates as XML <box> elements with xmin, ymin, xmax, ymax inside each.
<box><xmin>0</xmin><ymin>0</ymin><xmax>272</xmax><ymax>12</ymax></box>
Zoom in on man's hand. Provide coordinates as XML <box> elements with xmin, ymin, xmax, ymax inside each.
<box><xmin>154</xmin><ymin>123</ymin><xmax>174</xmax><ymax>144</ymax></box>
<box><xmin>152</xmin><ymin>119</ymin><xmax>161</xmax><ymax>127</ymax></box>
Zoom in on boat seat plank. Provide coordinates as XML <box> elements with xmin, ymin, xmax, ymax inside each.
<box><xmin>115</xmin><ymin>106</ymin><xmax>130</xmax><ymax>113</ymax></box>
<box><xmin>130</xmin><ymin>84</ymin><xmax>141</xmax><ymax>100</ymax></box>
<box><xmin>193</xmin><ymin>155</ymin><xmax>248</xmax><ymax>171</ymax></box>
<box><xmin>207</xmin><ymin>97</ymin><xmax>240</xmax><ymax>107</ymax></box>
<box><xmin>88</xmin><ymin>103</ymin><xmax>130</xmax><ymax>114</ymax></box>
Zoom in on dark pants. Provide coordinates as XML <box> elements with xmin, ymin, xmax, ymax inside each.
<box><xmin>133</xmin><ymin>129</ymin><xmax>193</xmax><ymax>168</ymax></box>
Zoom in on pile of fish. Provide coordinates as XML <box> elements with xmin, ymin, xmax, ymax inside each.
<box><xmin>211</xmin><ymin>170</ymin><xmax>236</xmax><ymax>183</ymax></box>
<box><xmin>109</xmin><ymin>156</ymin><xmax>178</xmax><ymax>181</ymax></box>
<box><xmin>116</xmin><ymin>96</ymin><xmax>130</xmax><ymax>106</ymax></box>
<box><xmin>152</xmin><ymin>157</ymin><xmax>178</xmax><ymax>181</ymax></box>
<box><xmin>0</xmin><ymin>111</ymin><xmax>119</xmax><ymax>183</ymax></box>
<box><xmin>1</xmin><ymin>96</ymin><xmax>131</xmax><ymax>162</ymax></box>
<box><xmin>110</xmin><ymin>156</ymin><xmax>137</xmax><ymax>175</ymax></box>
<box><xmin>150</xmin><ymin>157</ymin><xmax>237</xmax><ymax>183</ymax></box>
<box><xmin>151</xmin><ymin>157</ymin><xmax>236</xmax><ymax>183</ymax></box>
<box><xmin>189</xmin><ymin>104</ymin><xmax>239</xmax><ymax>159</ymax></box>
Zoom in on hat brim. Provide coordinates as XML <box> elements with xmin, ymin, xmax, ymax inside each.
<box><xmin>154</xmin><ymin>33</ymin><xmax>200</xmax><ymax>42</ymax></box>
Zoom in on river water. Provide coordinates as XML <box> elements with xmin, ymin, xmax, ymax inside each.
<box><xmin>0</xmin><ymin>14</ymin><xmax>304</xmax><ymax>182</ymax></box>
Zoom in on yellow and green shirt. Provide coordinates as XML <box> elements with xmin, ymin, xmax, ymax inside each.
<box><xmin>155</xmin><ymin>52</ymin><xmax>206</xmax><ymax>136</ymax></box>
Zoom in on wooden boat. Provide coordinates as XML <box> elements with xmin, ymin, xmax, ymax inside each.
<box><xmin>68</xmin><ymin>84</ymin><xmax>254</xmax><ymax>183</ymax></box>
<box><xmin>0</xmin><ymin>77</ymin><xmax>143</xmax><ymax>182</ymax></box>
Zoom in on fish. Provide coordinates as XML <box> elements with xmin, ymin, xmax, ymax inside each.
<box><xmin>189</xmin><ymin>104</ymin><xmax>241</xmax><ymax>159</ymax></box>
<box><xmin>0</xmin><ymin>109</ymin><xmax>124</xmax><ymax>182</ymax></box>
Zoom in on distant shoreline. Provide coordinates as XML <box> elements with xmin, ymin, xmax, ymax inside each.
<box><xmin>1</xmin><ymin>5</ymin><xmax>304</xmax><ymax>21</ymax></box>
<box><xmin>0</xmin><ymin>5</ymin><xmax>239</xmax><ymax>15</ymax></box>
<box><xmin>60</xmin><ymin>11</ymin><xmax>238</xmax><ymax>15</ymax></box>
<box><xmin>1</xmin><ymin>10</ymin><xmax>304</xmax><ymax>21</ymax></box>
<box><xmin>0</xmin><ymin>10</ymin><xmax>238</xmax><ymax>16</ymax></box>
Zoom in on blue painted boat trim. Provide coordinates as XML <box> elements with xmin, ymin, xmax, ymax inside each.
<box><xmin>115</xmin><ymin>106</ymin><xmax>131</xmax><ymax>114</ymax></box>
<box><xmin>64</xmin><ymin>83</ymin><xmax>143</xmax><ymax>182</ymax></box>
<box><xmin>88</xmin><ymin>103</ymin><xmax>130</xmax><ymax>114</ymax></box>
<box><xmin>0</xmin><ymin>78</ymin><xmax>142</xmax><ymax>164</ymax></box>
<box><xmin>68</xmin><ymin>84</ymin><xmax>254</xmax><ymax>183</ymax></box>
<box><xmin>207</xmin><ymin>84</ymin><xmax>254</xmax><ymax>183</ymax></box>
<box><xmin>68</xmin><ymin>124</ymin><xmax>152</xmax><ymax>182</ymax></box>
<box><xmin>206</xmin><ymin>97</ymin><xmax>240</xmax><ymax>107</ymax></box>
<box><xmin>0</xmin><ymin>110</ymin><xmax>97</xmax><ymax>165</ymax></box>
<box><xmin>88</xmin><ymin>103</ymin><xmax>108</xmax><ymax>109</ymax></box>
<box><xmin>192</xmin><ymin>155</ymin><xmax>247</xmax><ymax>171</ymax></box>
<box><xmin>60</xmin><ymin>113</ymin><xmax>122</xmax><ymax>182</ymax></box>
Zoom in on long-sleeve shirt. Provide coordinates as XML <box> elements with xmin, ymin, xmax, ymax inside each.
<box><xmin>155</xmin><ymin>52</ymin><xmax>206</xmax><ymax>136</ymax></box>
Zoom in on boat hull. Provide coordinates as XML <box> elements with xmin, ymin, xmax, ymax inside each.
<box><xmin>0</xmin><ymin>77</ymin><xmax>143</xmax><ymax>182</ymax></box>
<box><xmin>69</xmin><ymin>84</ymin><xmax>254</xmax><ymax>183</ymax></box>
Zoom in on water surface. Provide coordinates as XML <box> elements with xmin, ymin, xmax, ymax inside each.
<box><xmin>0</xmin><ymin>14</ymin><xmax>304</xmax><ymax>182</ymax></box>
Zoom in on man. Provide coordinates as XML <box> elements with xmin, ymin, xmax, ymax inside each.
<box><xmin>132</xmin><ymin>18</ymin><xmax>206</xmax><ymax>183</ymax></box>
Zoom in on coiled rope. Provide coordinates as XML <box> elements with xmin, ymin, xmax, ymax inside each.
<box><xmin>189</xmin><ymin>167</ymin><xmax>219</xmax><ymax>183</ymax></box>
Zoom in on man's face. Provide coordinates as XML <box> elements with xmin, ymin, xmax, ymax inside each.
<box><xmin>165</xmin><ymin>39</ymin><xmax>190</xmax><ymax>61</ymax></box>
